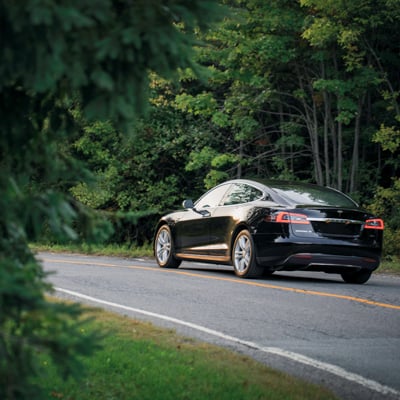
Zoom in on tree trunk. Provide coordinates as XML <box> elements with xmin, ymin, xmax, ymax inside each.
<box><xmin>337</xmin><ymin>118</ymin><xmax>343</xmax><ymax>192</ymax></box>
<box><xmin>237</xmin><ymin>139</ymin><xmax>243</xmax><ymax>178</ymax></box>
<box><xmin>349</xmin><ymin>96</ymin><xmax>364</xmax><ymax>193</ymax></box>
<box><xmin>296</xmin><ymin>67</ymin><xmax>323</xmax><ymax>185</ymax></box>
<box><xmin>321</xmin><ymin>61</ymin><xmax>330</xmax><ymax>187</ymax></box>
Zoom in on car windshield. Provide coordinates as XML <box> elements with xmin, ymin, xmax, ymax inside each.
<box><xmin>267</xmin><ymin>183</ymin><xmax>358</xmax><ymax>208</ymax></box>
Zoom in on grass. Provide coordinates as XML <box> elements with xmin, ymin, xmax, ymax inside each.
<box><xmin>378</xmin><ymin>259</ymin><xmax>400</xmax><ymax>274</ymax></box>
<box><xmin>37</xmin><ymin>306</ymin><xmax>337</xmax><ymax>400</ymax></box>
<box><xmin>32</xmin><ymin>242</ymin><xmax>154</xmax><ymax>258</ymax></box>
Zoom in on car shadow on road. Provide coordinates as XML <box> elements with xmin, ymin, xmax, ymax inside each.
<box><xmin>179</xmin><ymin>263</ymin><xmax>343</xmax><ymax>285</ymax></box>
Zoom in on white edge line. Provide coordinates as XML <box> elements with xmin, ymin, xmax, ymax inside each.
<box><xmin>55</xmin><ymin>287</ymin><xmax>399</xmax><ymax>398</ymax></box>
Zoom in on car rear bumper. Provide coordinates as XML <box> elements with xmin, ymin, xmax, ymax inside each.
<box><xmin>255</xmin><ymin>243</ymin><xmax>381</xmax><ymax>273</ymax></box>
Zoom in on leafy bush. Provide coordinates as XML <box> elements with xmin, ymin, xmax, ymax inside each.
<box><xmin>0</xmin><ymin>241</ymin><xmax>100</xmax><ymax>399</ymax></box>
<box><xmin>381</xmin><ymin>227</ymin><xmax>400</xmax><ymax>261</ymax></box>
<box><xmin>365</xmin><ymin>178</ymin><xmax>400</xmax><ymax>259</ymax></box>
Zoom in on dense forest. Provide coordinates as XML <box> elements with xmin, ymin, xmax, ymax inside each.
<box><xmin>66</xmin><ymin>0</ymin><xmax>400</xmax><ymax>255</ymax></box>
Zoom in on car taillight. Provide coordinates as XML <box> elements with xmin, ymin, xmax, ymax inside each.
<box><xmin>364</xmin><ymin>218</ymin><xmax>384</xmax><ymax>230</ymax></box>
<box><xmin>272</xmin><ymin>212</ymin><xmax>310</xmax><ymax>224</ymax></box>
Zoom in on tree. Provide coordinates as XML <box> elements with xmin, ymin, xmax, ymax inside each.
<box><xmin>69</xmin><ymin>0</ymin><xmax>398</xmax><ymax>259</ymax></box>
<box><xmin>174</xmin><ymin>1</ymin><xmax>309</xmax><ymax>185</ymax></box>
<box><xmin>69</xmin><ymin>105</ymin><xmax>215</xmax><ymax>245</ymax></box>
<box><xmin>0</xmin><ymin>1</ymin><xmax>223</xmax><ymax>398</ymax></box>
<box><xmin>169</xmin><ymin>0</ymin><xmax>399</xmax><ymax>198</ymax></box>
<box><xmin>300</xmin><ymin>0</ymin><xmax>400</xmax><ymax>191</ymax></box>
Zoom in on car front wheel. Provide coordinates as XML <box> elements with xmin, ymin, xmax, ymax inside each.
<box><xmin>154</xmin><ymin>225</ymin><xmax>181</xmax><ymax>268</ymax></box>
<box><xmin>232</xmin><ymin>230</ymin><xmax>263</xmax><ymax>278</ymax></box>
<box><xmin>341</xmin><ymin>270</ymin><xmax>372</xmax><ymax>284</ymax></box>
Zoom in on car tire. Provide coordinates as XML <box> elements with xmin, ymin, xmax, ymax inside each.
<box><xmin>341</xmin><ymin>270</ymin><xmax>372</xmax><ymax>284</ymax></box>
<box><xmin>232</xmin><ymin>230</ymin><xmax>263</xmax><ymax>278</ymax></box>
<box><xmin>154</xmin><ymin>225</ymin><xmax>181</xmax><ymax>268</ymax></box>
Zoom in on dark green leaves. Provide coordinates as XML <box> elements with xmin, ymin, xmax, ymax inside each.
<box><xmin>0</xmin><ymin>1</ymin><xmax>223</xmax><ymax>398</ymax></box>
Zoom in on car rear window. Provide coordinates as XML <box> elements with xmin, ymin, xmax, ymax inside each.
<box><xmin>269</xmin><ymin>184</ymin><xmax>357</xmax><ymax>208</ymax></box>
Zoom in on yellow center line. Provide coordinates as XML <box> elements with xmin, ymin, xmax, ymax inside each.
<box><xmin>43</xmin><ymin>258</ymin><xmax>400</xmax><ymax>311</ymax></box>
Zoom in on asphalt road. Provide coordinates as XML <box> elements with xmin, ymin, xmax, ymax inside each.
<box><xmin>39</xmin><ymin>252</ymin><xmax>400</xmax><ymax>400</ymax></box>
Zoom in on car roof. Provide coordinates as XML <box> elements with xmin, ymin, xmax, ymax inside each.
<box><xmin>222</xmin><ymin>178</ymin><xmax>324</xmax><ymax>193</ymax></box>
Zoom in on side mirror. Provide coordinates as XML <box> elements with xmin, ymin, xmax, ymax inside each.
<box><xmin>182</xmin><ymin>199</ymin><xmax>194</xmax><ymax>209</ymax></box>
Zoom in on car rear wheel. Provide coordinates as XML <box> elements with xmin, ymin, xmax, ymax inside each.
<box><xmin>341</xmin><ymin>270</ymin><xmax>372</xmax><ymax>284</ymax></box>
<box><xmin>232</xmin><ymin>230</ymin><xmax>263</xmax><ymax>278</ymax></box>
<box><xmin>155</xmin><ymin>225</ymin><xmax>181</xmax><ymax>268</ymax></box>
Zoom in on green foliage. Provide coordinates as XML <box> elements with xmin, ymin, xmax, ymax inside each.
<box><xmin>0</xmin><ymin>249</ymin><xmax>100</xmax><ymax>399</ymax></box>
<box><xmin>175</xmin><ymin>92</ymin><xmax>218</xmax><ymax>116</ymax></box>
<box><xmin>302</xmin><ymin>17</ymin><xmax>338</xmax><ymax>48</ymax></box>
<box><xmin>381</xmin><ymin>227</ymin><xmax>400</xmax><ymax>261</ymax></box>
<box><xmin>367</xmin><ymin>179</ymin><xmax>400</xmax><ymax>230</ymax></box>
<box><xmin>212</xmin><ymin>153</ymin><xmax>241</xmax><ymax>169</ymax></box>
<box><xmin>185</xmin><ymin>147</ymin><xmax>241</xmax><ymax>189</ymax></box>
<box><xmin>373</xmin><ymin>125</ymin><xmax>400</xmax><ymax>154</ymax></box>
<box><xmin>186</xmin><ymin>147</ymin><xmax>219</xmax><ymax>172</ymax></box>
<box><xmin>204</xmin><ymin>170</ymin><xmax>231</xmax><ymax>189</ymax></box>
<box><xmin>2</xmin><ymin>0</ymin><xmax>224</xmax><ymax>122</ymax></box>
<box><xmin>0</xmin><ymin>0</ymin><xmax>223</xmax><ymax>398</ymax></box>
<box><xmin>67</xmin><ymin>105</ymin><xmax>222</xmax><ymax>243</ymax></box>
<box><xmin>178</xmin><ymin>0</ymin><xmax>399</xmax><ymax>190</ymax></box>
<box><xmin>365</xmin><ymin>179</ymin><xmax>400</xmax><ymax>258</ymax></box>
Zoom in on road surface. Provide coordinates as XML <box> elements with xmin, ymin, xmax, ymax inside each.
<box><xmin>39</xmin><ymin>252</ymin><xmax>400</xmax><ymax>400</ymax></box>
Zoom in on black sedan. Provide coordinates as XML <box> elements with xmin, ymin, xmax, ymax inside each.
<box><xmin>154</xmin><ymin>179</ymin><xmax>384</xmax><ymax>283</ymax></box>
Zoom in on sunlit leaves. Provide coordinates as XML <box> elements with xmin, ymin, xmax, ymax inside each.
<box><xmin>175</xmin><ymin>92</ymin><xmax>218</xmax><ymax>116</ymax></box>
<box><xmin>185</xmin><ymin>146</ymin><xmax>219</xmax><ymax>172</ymax></box>
<box><xmin>302</xmin><ymin>17</ymin><xmax>338</xmax><ymax>48</ymax></box>
<box><xmin>373</xmin><ymin>125</ymin><xmax>400</xmax><ymax>153</ymax></box>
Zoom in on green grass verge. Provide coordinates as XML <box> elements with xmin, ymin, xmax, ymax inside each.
<box><xmin>31</xmin><ymin>242</ymin><xmax>400</xmax><ymax>275</ymax></box>
<box><xmin>37</xmin><ymin>306</ymin><xmax>337</xmax><ymax>400</ymax></box>
<box><xmin>31</xmin><ymin>242</ymin><xmax>154</xmax><ymax>258</ymax></box>
<box><xmin>378</xmin><ymin>259</ymin><xmax>400</xmax><ymax>274</ymax></box>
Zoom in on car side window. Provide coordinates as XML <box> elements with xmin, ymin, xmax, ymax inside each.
<box><xmin>222</xmin><ymin>183</ymin><xmax>263</xmax><ymax>205</ymax></box>
<box><xmin>195</xmin><ymin>184</ymin><xmax>231</xmax><ymax>209</ymax></box>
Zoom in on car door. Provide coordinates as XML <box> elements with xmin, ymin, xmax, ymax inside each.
<box><xmin>174</xmin><ymin>183</ymin><xmax>231</xmax><ymax>257</ymax></box>
<box><xmin>208</xmin><ymin>183</ymin><xmax>264</xmax><ymax>259</ymax></box>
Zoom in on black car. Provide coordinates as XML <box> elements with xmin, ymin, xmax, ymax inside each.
<box><xmin>154</xmin><ymin>179</ymin><xmax>384</xmax><ymax>283</ymax></box>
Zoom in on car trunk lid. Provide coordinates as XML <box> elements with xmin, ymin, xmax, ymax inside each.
<box><xmin>289</xmin><ymin>207</ymin><xmax>382</xmax><ymax>240</ymax></box>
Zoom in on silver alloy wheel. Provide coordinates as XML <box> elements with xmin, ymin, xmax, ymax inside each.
<box><xmin>155</xmin><ymin>225</ymin><xmax>181</xmax><ymax>269</ymax></box>
<box><xmin>156</xmin><ymin>227</ymin><xmax>171</xmax><ymax>265</ymax></box>
<box><xmin>232</xmin><ymin>230</ymin><xmax>263</xmax><ymax>278</ymax></box>
<box><xmin>234</xmin><ymin>234</ymin><xmax>251</xmax><ymax>272</ymax></box>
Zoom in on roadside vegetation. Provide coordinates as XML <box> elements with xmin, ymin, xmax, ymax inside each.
<box><xmin>36</xmin><ymin>306</ymin><xmax>337</xmax><ymax>400</ymax></box>
<box><xmin>32</xmin><ymin>242</ymin><xmax>155</xmax><ymax>259</ymax></box>
<box><xmin>378</xmin><ymin>259</ymin><xmax>400</xmax><ymax>275</ymax></box>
